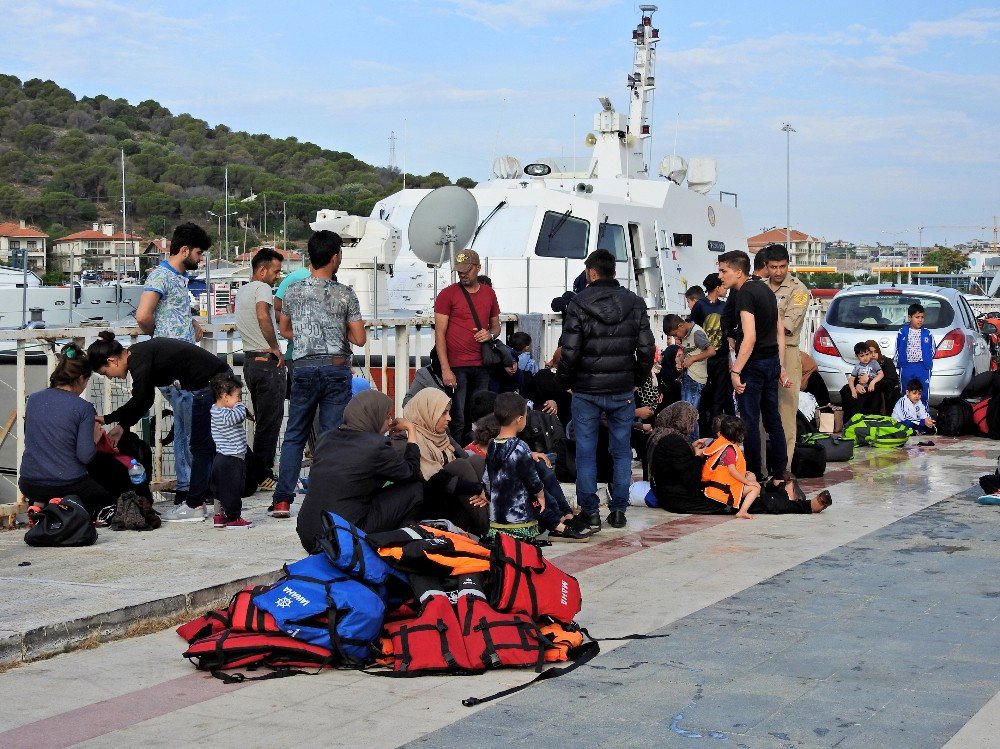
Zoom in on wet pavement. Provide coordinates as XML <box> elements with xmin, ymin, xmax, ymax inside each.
<box><xmin>0</xmin><ymin>436</ymin><xmax>997</xmax><ymax>748</ymax></box>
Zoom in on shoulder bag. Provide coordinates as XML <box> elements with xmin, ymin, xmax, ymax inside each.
<box><xmin>458</xmin><ymin>286</ymin><xmax>513</xmax><ymax>369</ymax></box>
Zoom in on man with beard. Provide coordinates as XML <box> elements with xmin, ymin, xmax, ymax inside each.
<box><xmin>136</xmin><ymin>222</ymin><xmax>212</xmax><ymax>507</ymax></box>
<box><xmin>434</xmin><ymin>249</ymin><xmax>502</xmax><ymax>444</ymax></box>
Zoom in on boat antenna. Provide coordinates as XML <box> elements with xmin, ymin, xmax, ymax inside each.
<box><xmin>672</xmin><ymin>111</ymin><xmax>679</xmax><ymax>156</ymax></box>
<box><xmin>402</xmin><ymin>118</ymin><xmax>407</xmax><ymax>190</ymax></box>
<box><xmin>491</xmin><ymin>97</ymin><xmax>507</xmax><ymax>173</ymax></box>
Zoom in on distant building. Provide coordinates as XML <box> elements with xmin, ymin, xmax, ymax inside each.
<box><xmin>233</xmin><ymin>245</ymin><xmax>305</xmax><ymax>272</ymax></box>
<box><xmin>748</xmin><ymin>227</ymin><xmax>827</xmax><ymax>267</ymax></box>
<box><xmin>0</xmin><ymin>220</ymin><xmax>49</xmax><ymax>273</ymax></box>
<box><xmin>52</xmin><ymin>223</ymin><xmax>143</xmax><ymax>277</ymax></box>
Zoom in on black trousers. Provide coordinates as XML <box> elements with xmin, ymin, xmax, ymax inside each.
<box><xmin>212</xmin><ymin>453</ymin><xmax>246</xmax><ymax>519</ymax></box>
<box><xmin>752</xmin><ymin>485</ymin><xmax>811</xmax><ymax>515</ymax></box>
<box><xmin>243</xmin><ymin>354</ymin><xmax>286</xmax><ymax>477</ymax></box>
<box><xmin>839</xmin><ymin>385</ymin><xmax>881</xmax><ymax>421</ymax></box>
<box><xmin>359</xmin><ymin>482</ymin><xmax>424</xmax><ymax>534</ymax></box>
<box><xmin>422</xmin><ymin>455</ymin><xmax>489</xmax><ymax>536</ymax></box>
<box><xmin>449</xmin><ymin>367</ymin><xmax>491</xmax><ymax>445</ymax></box>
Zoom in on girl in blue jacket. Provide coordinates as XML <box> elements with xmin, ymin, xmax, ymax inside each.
<box><xmin>895</xmin><ymin>303</ymin><xmax>934</xmax><ymax>406</ymax></box>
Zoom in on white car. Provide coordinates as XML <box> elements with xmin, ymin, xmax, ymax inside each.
<box><xmin>811</xmin><ymin>284</ymin><xmax>991</xmax><ymax>405</ymax></box>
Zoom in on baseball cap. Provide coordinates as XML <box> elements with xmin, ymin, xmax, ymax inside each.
<box><xmin>453</xmin><ymin>249</ymin><xmax>480</xmax><ymax>272</ymax></box>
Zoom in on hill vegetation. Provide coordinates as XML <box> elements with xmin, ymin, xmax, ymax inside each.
<box><xmin>0</xmin><ymin>75</ymin><xmax>475</xmax><ymax>247</ymax></box>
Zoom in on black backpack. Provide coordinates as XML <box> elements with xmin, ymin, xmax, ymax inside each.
<box><xmin>24</xmin><ymin>496</ymin><xmax>97</xmax><ymax>547</ymax></box>
<box><xmin>519</xmin><ymin>410</ymin><xmax>566</xmax><ymax>455</ymax></box>
<box><xmin>936</xmin><ymin>397</ymin><xmax>973</xmax><ymax>436</ymax></box>
<box><xmin>790</xmin><ymin>443</ymin><xmax>827</xmax><ymax>479</ymax></box>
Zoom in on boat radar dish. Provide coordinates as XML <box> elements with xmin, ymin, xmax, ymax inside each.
<box><xmin>407</xmin><ymin>186</ymin><xmax>479</xmax><ymax>267</ymax></box>
<box><xmin>659</xmin><ymin>155</ymin><xmax>687</xmax><ymax>185</ymax></box>
<box><xmin>686</xmin><ymin>158</ymin><xmax>718</xmax><ymax>195</ymax></box>
<box><xmin>492</xmin><ymin>156</ymin><xmax>523</xmax><ymax>179</ymax></box>
<box><xmin>523</xmin><ymin>163</ymin><xmax>552</xmax><ymax>177</ymax></box>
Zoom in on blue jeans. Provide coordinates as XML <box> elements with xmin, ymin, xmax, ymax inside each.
<box><xmin>680</xmin><ymin>373</ymin><xmax>705</xmax><ymax>409</ymax></box>
<box><xmin>187</xmin><ymin>387</ymin><xmax>216</xmax><ymax>507</ymax></box>
<box><xmin>274</xmin><ymin>363</ymin><xmax>352</xmax><ymax>503</ymax></box>
<box><xmin>736</xmin><ymin>356</ymin><xmax>787</xmax><ymax>480</ymax></box>
<box><xmin>161</xmin><ymin>386</ymin><xmax>193</xmax><ymax>491</ymax></box>
<box><xmin>571</xmin><ymin>391</ymin><xmax>635</xmax><ymax>514</ymax></box>
<box><xmin>536</xmin><ymin>461</ymin><xmax>573</xmax><ymax>531</ymax></box>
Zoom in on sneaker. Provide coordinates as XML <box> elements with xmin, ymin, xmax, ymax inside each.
<box><xmin>549</xmin><ymin>525</ymin><xmax>591</xmax><ymax>542</ymax></box>
<box><xmin>213</xmin><ymin>514</ymin><xmax>226</xmax><ymax>528</ymax></box>
<box><xmin>257</xmin><ymin>476</ymin><xmax>277</xmax><ymax>491</ymax></box>
<box><xmin>271</xmin><ymin>501</ymin><xmax>291</xmax><ymax>518</ymax></box>
<box><xmin>161</xmin><ymin>504</ymin><xmax>207</xmax><ymax>522</ymax></box>
<box><xmin>172</xmin><ymin>489</ymin><xmax>188</xmax><ymax>507</ymax></box>
<box><xmin>582</xmin><ymin>511</ymin><xmax>602</xmax><ymax>532</ymax></box>
<box><xmin>224</xmin><ymin>517</ymin><xmax>253</xmax><ymax>529</ymax></box>
<box><xmin>568</xmin><ymin>513</ymin><xmax>594</xmax><ymax>535</ymax></box>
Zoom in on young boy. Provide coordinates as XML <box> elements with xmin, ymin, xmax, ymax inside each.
<box><xmin>470</xmin><ymin>412</ymin><xmax>588</xmax><ymax>542</ymax></box>
<box><xmin>210</xmin><ymin>373</ymin><xmax>252</xmax><ymax>529</ymax></box>
<box><xmin>701</xmin><ymin>415</ymin><xmax>761</xmax><ymax>519</ymax></box>
<box><xmin>892</xmin><ymin>379</ymin><xmax>936</xmax><ymax>434</ymax></box>
<box><xmin>895</xmin><ymin>302</ymin><xmax>934</xmax><ymax>406</ymax></box>
<box><xmin>845</xmin><ymin>341</ymin><xmax>884</xmax><ymax>417</ymax></box>
<box><xmin>663</xmin><ymin>313</ymin><xmax>716</xmax><ymax>410</ymax></box>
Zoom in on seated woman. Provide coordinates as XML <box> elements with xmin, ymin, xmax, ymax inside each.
<box><xmin>648</xmin><ymin>402</ymin><xmax>725</xmax><ymax>514</ymax></box>
<box><xmin>867</xmin><ymin>339</ymin><xmax>899</xmax><ymax>414</ymax></box>
<box><xmin>18</xmin><ymin>344</ymin><xmax>150</xmax><ymax>519</ymax></box>
<box><xmin>297</xmin><ymin>390</ymin><xmax>423</xmax><ymax>552</ymax></box>
<box><xmin>649</xmin><ymin>403</ymin><xmax>832</xmax><ymax>516</ymax></box>
<box><xmin>87</xmin><ymin>331</ymin><xmax>231</xmax><ymax>521</ymax></box>
<box><xmin>402</xmin><ymin>346</ymin><xmax>451</xmax><ymax>407</ymax></box>
<box><xmin>402</xmin><ymin>388</ymin><xmax>489</xmax><ymax>536</ymax></box>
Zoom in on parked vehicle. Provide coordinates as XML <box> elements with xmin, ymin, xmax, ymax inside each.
<box><xmin>811</xmin><ymin>285</ymin><xmax>991</xmax><ymax>405</ymax></box>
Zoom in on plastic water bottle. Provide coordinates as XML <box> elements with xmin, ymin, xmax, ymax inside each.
<box><xmin>128</xmin><ymin>459</ymin><xmax>146</xmax><ymax>485</ymax></box>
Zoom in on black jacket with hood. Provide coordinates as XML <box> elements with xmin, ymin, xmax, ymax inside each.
<box><xmin>556</xmin><ymin>279</ymin><xmax>655</xmax><ymax>395</ymax></box>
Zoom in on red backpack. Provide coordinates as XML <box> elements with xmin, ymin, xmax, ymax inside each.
<box><xmin>489</xmin><ymin>534</ymin><xmax>582</xmax><ymax>623</ymax></box>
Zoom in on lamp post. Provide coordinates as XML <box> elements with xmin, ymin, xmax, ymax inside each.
<box><xmin>781</xmin><ymin>123</ymin><xmax>795</xmax><ymax>253</ymax></box>
<box><xmin>207</xmin><ymin>210</ymin><xmax>238</xmax><ymax>261</ymax></box>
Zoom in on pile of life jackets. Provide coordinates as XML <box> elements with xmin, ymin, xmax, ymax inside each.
<box><xmin>177</xmin><ymin>512</ymin><xmax>589</xmax><ymax>684</ymax></box>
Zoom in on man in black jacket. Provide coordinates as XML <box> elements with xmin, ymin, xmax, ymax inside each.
<box><xmin>556</xmin><ymin>250</ymin><xmax>655</xmax><ymax>530</ymax></box>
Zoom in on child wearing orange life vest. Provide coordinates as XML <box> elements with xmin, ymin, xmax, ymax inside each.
<box><xmin>700</xmin><ymin>415</ymin><xmax>761</xmax><ymax>519</ymax></box>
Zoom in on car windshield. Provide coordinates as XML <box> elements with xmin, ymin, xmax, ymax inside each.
<box><xmin>826</xmin><ymin>292</ymin><xmax>954</xmax><ymax>331</ymax></box>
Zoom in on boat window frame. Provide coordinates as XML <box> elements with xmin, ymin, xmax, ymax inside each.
<box><xmin>597</xmin><ymin>223</ymin><xmax>629</xmax><ymax>263</ymax></box>
<box><xmin>534</xmin><ymin>210</ymin><xmax>590</xmax><ymax>259</ymax></box>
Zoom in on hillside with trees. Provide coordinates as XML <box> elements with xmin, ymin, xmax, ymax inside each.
<box><xmin>0</xmin><ymin>75</ymin><xmax>475</xmax><ymax>250</ymax></box>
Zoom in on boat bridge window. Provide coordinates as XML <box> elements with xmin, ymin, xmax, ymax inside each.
<box><xmin>597</xmin><ymin>224</ymin><xmax>628</xmax><ymax>263</ymax></box>
<box><xmin>535</xmin><ymin>211</ymin><xmax>590</xmax><ymax>259</ymax></box>
<box><xmin>470</xmin><ymin>206</ymin><xmax>537</xmax><ymax>258</ymax></box>
<box><xmin>673</xmin><ymin>233</ymin><xmax>693</xmax><ymax>247</ymax></box>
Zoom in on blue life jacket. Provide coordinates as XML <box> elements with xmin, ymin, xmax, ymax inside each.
<box><xmin>253</xmin><ymin>554</ymin><xmax>386</xmax><ymax>665</ymax></box>
<box><xmin>318</xmin><ymin>511</ymin><xmax>406</xmax><ymax>587</ymax></box>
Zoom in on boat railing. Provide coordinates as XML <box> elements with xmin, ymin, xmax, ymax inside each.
<box><xmin>0</xmin><ymin>302</ymin><xmax>825</xmax><ymax>521</ymax></box>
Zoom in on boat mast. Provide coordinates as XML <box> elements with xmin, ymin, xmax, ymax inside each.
<box><xmin>587</xmin><ymin>5</ymin><xmax>659</xmax><ymax>180</ymax></box>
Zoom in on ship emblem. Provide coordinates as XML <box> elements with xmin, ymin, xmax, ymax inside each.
<box><xmin>707</xmin><ymin>206</ymin><xmax>716</xmax><ymax>227</ymax></box>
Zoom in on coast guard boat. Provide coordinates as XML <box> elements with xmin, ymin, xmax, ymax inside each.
<box><xmin>312</xmin><ymin>4</ymin><xmax>748</xmax><ymax>317</ymax></box>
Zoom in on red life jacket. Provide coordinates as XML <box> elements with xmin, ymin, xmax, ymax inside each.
<box><xmin>456</xmin><ymin>589</ymin><xmax>544</xmax><ymax>671</ymax></box>
<box><xmin>176</xmin><ymin>609</ymin><xmax>229</xmax><ymax>644</ymax></box>
<box><xmin>379</xmin><ymin>593</ymin><xmax>480</xmax><ymax>675</ymax></box>
<box><xmin>490</xmin><ymin>534</ymin><xmax>581</xmax><ymax>623</ymax></box>
<box><xmin>227</xmin><ymin>585</ymin><xmax>280</xmax><ymax>633</ymax></box>
<box><xmin>973</xmin><ymin>397</ymin><xmax>991</xmax><ymax>435</ymax></box>
<box><xmin>183</xmin><ymin>630</ymin><xmax>334</xmax><ymax>675</ymax></box>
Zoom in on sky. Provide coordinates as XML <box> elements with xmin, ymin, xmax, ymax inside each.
<box><xmin>0</xmin><ymin>0</ymin><xmax>998</xmax><ymax>246</ymax></box>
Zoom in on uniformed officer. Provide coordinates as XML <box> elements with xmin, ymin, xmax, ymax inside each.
<box><xmin>766</xmin><ymin>244</ymin><xmax>811</xmax><ymax>467</ymax></box>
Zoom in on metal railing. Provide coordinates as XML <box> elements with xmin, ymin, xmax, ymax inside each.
<box><xmin>0</xmin><ymin>300</ymin><xmax>830</xmax><ymax>507</ymax></box>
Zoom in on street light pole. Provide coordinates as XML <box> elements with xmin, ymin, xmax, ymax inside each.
<box><xmin>224</xmin><ymin>167</ymin><xmax>230</xmax><ymax>261</ymax></box>
<box><xmin>782</xmin><ymin>123</ymin><xmax>795</xmax><ymax>253</ymax></box>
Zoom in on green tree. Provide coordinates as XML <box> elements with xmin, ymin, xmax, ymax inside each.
<box><xmin>14</xmin><ymin>123</ymin><xmax>55</xmax><ymax>152</ymax></box>
<box><xmin>42</xmin><ymin>268</ymin><xmax>66</xmax><ymax>285</ymax></box>
<box><xmin>924</xmin><ymin>245</ymin><xmax>969</xmax><ymax>274</ymax></box>
<box><xmin>798</xmin><ymin>272</ymin><xmax>843</xmax><ymax>290</ymax></box>
<box><xmin>455</xmin><ymin>177</ymin><xmax>477</xmax><ymax>188</ymax></box>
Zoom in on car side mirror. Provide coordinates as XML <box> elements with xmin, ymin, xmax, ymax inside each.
<box><xmin>982</xmin><ymin>322</ymin><xmax>997</xmax><ymax>336</ymax></box>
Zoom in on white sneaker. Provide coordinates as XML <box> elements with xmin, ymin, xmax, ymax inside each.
<box><xmin>161</xmin><ymin>503</ymin><xmax>206</xmax><ymax>522</ymax></box>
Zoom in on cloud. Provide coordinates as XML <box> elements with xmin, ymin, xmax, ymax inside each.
<box><xmin>875</xmin><ymin>8</ymin><xmax>1000</xmax><ymax>54</ymax></box>
<box><xmin>430</xmin><ymin>0</ymin><xmax>614</xmax><ymax>29</ymax></box>
<box><xmin>350</xmin><ymin>60</ymin><xmax>403</xmax><ymax>73</ymax></box>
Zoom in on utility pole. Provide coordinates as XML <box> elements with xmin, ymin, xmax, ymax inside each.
<box><xmin>263</xmin><ymin>193</ymin><xmax>267</xmax><ymax>237</ymax></box>
<box><xmin>282</xmin><ymin>201</ymin><xmax>287</xmax><ymax>253</ymax></box>
<box><xmin>224</xmin><ymin>166</ymin><xmax>230</xmax><ymax>261</ymax></box>
<box><xmin>782</xmin><ymin>123</ymin><xmax>795</xmax><ymax>254</ymax></box>
<box><xmin>388</xmin><ymin>131</ymin><xmax>397</xmax><ymax>171</ymax></box>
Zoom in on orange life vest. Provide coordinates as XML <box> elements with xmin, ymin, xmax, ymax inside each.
<box><xmin>701</xmin><ymin>436</ymin><xmax>746</xmax><ymax>509</ymax></box>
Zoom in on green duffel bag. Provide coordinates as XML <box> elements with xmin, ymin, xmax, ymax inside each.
<box><xmin>799</xmin><ymin>432</ymin><xmax>854</xmax><ymax>462</ymax></box>
<box><xmin>843</xmin><ymin>414</ymin><xmax>913</xmax><ymax>447</ymax></box>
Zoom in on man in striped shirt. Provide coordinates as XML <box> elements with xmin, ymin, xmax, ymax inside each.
<box><xmin>209</xmin><ymin>373</ymin><xmax>252</xmax><ymax>529</ymax></box>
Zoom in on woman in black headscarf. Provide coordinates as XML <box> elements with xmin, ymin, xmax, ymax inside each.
<box><xmin>296</xmin><ymin>390</ymin><xmax>423</xmax><ymax>552</ymax></box>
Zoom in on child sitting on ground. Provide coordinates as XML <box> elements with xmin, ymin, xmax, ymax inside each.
<box><xmin>474</xmin><ymin>409</ymin><xmax>588</xmax><ymax>541</ymax></box>
<box><xmin>891</xmin><ymin>379</ymin><xmax>936</xmax><ymax>434</ymax></box>
<box><xmin>210</xmin><ymin>373</ymin><xmax>252</xmax><ymax>529</ymax></box>
<box><xmin>701</xmin><ymin>415</ymin><xmax>761</xmax><ymax>519</ymax></box>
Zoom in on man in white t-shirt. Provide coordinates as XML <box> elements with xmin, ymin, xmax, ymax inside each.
<box><xmin>234</xmin><ymin>248</ymin><xmax>285</xmax><ymax>489</ymax></box>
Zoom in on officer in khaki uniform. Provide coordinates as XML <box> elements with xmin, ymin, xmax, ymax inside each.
<box><xmin>766</xmin><ymin>244</ymin><xmax>811</xmax><ymax>468</ymax></box>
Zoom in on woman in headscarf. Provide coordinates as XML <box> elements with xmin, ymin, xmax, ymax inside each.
<box><xmin>402</xmin><ymin>388</ymin><xmax>489</xmax><ymax>536</ymax></box>
<box><xmin>648</xmin><ymin>402</ymin><xmax>725</xmax><ymax>514</ymax></box>
<box><xmin>296</xmin><ymin>390</ymin><xmax>423</xmax><ymax>552</ymax></box>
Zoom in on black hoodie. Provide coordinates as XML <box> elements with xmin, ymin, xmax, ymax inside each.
<box><xmin>556</xmin><ymin>279</ymin><xmax>655</xmax><ymax>394</ymax></box>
